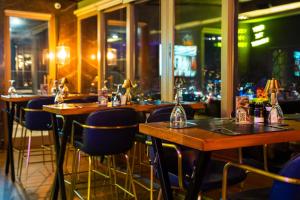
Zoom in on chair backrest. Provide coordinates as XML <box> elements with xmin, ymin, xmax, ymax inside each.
<box><xmin>64</xmin><ymin>98</ymin><xmax>87</xmax><ymax>104</ymax></box>
<box><xmin>146</xmin><ymin>105</ymin><xmax>195</xmax><ymax>176</ymax></box>
<box><xmin>205</xmin><ymin>99</ymin><xmax>221</xmax><ymax>118</ymax></box>
<box><xmin>84</xmin><ymin>95</ymin><xmax>98</xmax><ymax>103</ymax></box>
<box><xmin>147</xmin><ymin>105</ymin><xmax>195</xmax><ymax>123</ymax></box>
<box><xmin>81</xmin><ymin>108</ymin><xmax>138</xmax><ymax>156</ymax></box>
<box><xmin>15</xmin><ymin>101</ymin><xmax>28</xmax><ymax>122</ymax></box>
<box><xmin>270</xmin><ymin>154</ymin><xmax>300</xmax><ymax>200</ymax></box>
<box><xmin>25</xmin><ymin>97</ymin><xmax>54</xmax><ymax>130</ymax></box>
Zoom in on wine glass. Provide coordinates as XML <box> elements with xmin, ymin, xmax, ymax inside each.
<box><xmin>8</xmin><ymin>80</ymin><xmax>17</xmax><ymax>97</ymax></box>
<box><xmin>54</xmin><ymin>85</ymin><xmax>64</xmax><ymax>104</ymax></box>
<box><xmin>170</xmin><ymin>84</ymin><xmax>187</xmax><ymax>128</ymax></box>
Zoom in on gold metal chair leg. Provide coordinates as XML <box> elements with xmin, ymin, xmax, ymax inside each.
<box><xmin>125</xmin><ymin>154</ymin><xmax>137</xmax><ymax>200</ymax></box>
<box><xmin>70</xmin><ymin>149</ymin><xmax>80</xmax><ymax>200</ymax></box>
<box><xmin>13</xmin><ymin>121</ymin><xmax>19</xmax><ymax>143</ymax></box>
<box><xmin>25</xmin><ymin>131</ymin><xmax>32</xmax><ymax>170</ymax></box>
<box><xmin>222</xmin><ymin>163</ymin><xmax>229</xmax><ymax>200</ymax></box>
<box><xmin>150</xmin><ymin>164</ymin><xmax>154</xmax><ymax>200</ymax></box>
<box><xmin>157</xmin><ymin>188</ymin><xmax>162</xmax><ymax>200</ymax></box>
<box><xmin>19</xmin><ymin>128</ymin><xmax>27</xmax><ymax>180</ymax></box>
<box><xmin>93</xmin><ymin>156</ymin><xmax>98</xmax><ymax>198</ymax></box>
<box><xmin>16</xmin><ymin>125</ymin><xmax>25</xmax><ymax>178</ymax></box>
<box><xmin>41</xmin><ymin>130</ymin><xmax>45</xmax><ymax>165</ymax></box>
<box><xmin>87</xmin><ymin>156</ymin><xmax>92</xmax><ymax>200</ymax></box>
<box><xmin>131</xmin><ymin>141</ymin><xmax>137</xmax><ymax>173</ymax></box>
<box><xmin>48</xmin><ymin>130</ymin><xmax>54</xmax><ymax>172</ymax></box>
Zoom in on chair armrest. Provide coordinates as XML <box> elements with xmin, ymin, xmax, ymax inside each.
<box><xmin>56</xmin><ymin>115</ymin><xmax>66</xmax><ymax>132</ymax></box>
<box><xmin>23</xmin><ymin>108</ymin><xmax>44</xmax><ymax>112</ymax></box>
<box><xmin>222</xmin><ymin>162</ymin><xmax>300</xmax><ymax>200</ymax></box>
<box><xmin>145</xmin><ymin>140</ymin><xmax>184</xmax><ymax>189</ymax></box>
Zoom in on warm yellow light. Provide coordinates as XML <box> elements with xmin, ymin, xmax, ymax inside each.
<box><xmin>107</xmin><ymin>51</ymin><xmax>114</xmax><ymax>60</ymax></box>
<box><xmin>90</xmin><ymin>54</ymin><xmax>96</xmax><ymax>60</ymax></box>
<box><xmin>106</xmin><ymin>48</ymin><xmax>117</xmax><ymax>66</ymax></box>
<box><xmin>56</xmin><ymin>45</ymin><xmax>70</xmax><ymax>65</ymax></box>
<box><xmin>48</xmin><ymin>52</ymin><xmax>54</xmax><ymax>60</ymax></box>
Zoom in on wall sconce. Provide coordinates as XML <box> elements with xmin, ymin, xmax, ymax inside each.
<box><xmin>56</xmin><ymin>45</ymin><xmax>70</xmax><ymax>65</ymax></box>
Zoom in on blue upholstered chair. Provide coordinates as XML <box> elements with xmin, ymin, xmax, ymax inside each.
<box><xmin>145</xmin><ymin>106</ymin><xmax>246</xmax><ymax>199</ymax></box>
<box><xmin>17</xmin><ymin>97</ymin><xmax>55</xmax><ymax>180</ymax></box>
<box><xmin>84</xmin><ymin>95</ymin><xmax>98</xmax><ymax>103</ymax></box>
<box><xmin>70</xmin><ymin>108</ymin><xmax>138</xmax><ymax>200</ymax></box>
<box><xmin>222</xmin><ymin>154</ymin><xmax>300</xmax><ymax>200</ymax></box>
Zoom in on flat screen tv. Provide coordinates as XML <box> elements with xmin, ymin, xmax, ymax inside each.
<box><xmin>174</xmin><ymin>45</ymin><xmax>197</xmax><ymax>77</ymax></box>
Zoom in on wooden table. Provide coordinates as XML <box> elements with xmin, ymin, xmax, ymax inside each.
<box><xmin>139</xmin><ymin>120</ymin><xmax>300</xmax><ymax>200</ymax></box>
<box><xmin>0</xmin><ymin>94</ymin><xmax>97</xmax><ymax>183</ymax></box>
<box><xmin>0</xmin><ymin>95</ymin><xmax>41</xmax><ymax>182</ymax></box>
<box><xmin>43</xmin><ymin>101</ymin><xmax>205</xmax><ymax>200</ymax></box>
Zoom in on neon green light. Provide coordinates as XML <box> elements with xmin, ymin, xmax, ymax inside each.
<box><xmin>238</xmin><ymin>28</ymin><xmax>247</xmax><ymax>34</ymax></box>
<box><xmin>238</xmin><ymin>42</ymin><xmax>248</xmax><ymax>48</ymax></box>
<box><xmin>214</xmin><ymin>42</ymin><xmax>222</xmax><ymax>47</ymax></box>
<box><xmin>251</xmin><ymin>37</ymin><xmax>269</xmax><ymax>47</ymax></box>
<box><xmin>255</xmin><ymin>32</ymin><xmax>264</xmax><ymax>39</ymax></box>
<box><xmin>252</xmin><ymin>24</ymin><xmax>265</xmax><ymax>33</ymax></box>
<box><xmin>238</xmin><ymin>35</ymin><xmax>246</xmax><ymax>41</ymax></box>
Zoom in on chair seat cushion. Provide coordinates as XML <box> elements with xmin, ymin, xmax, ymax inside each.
<box><xmin>229</xmin><ymin>187</ymin><xmax>270</xmax><ymax>200</ymax></box>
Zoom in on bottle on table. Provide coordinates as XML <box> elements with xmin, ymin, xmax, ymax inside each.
<box><xmin>254</xmin><ymin>102</ymin><xmax>264</xmax><ymax>124</ymax></box>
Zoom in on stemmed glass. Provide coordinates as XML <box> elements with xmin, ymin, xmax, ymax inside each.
<box><xmin>8</xmin><ymin>80</ymin><xmax>17</xmax><ymax>97</ymax></box>
<box><xmin>170</xmin><ymin>84</ymin><xmax>187</xmax><ymax>128</ymax></box>
<box><xmin>54</xmin><ymin>85</ymin><xmax>64</xmax><ymax>104</ymax></box>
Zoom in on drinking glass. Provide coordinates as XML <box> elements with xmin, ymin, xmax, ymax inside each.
<box><xmin>170</xmin><ymin>86</ymin><xmax>187</xmax><ymax>128</ymax></box>
<box><xmin>54</xmin><ymin>86</ymin><xmax>64</xmax><ymax>104</ymax></box>
<box><xmin>8</xmin><ymin>80</ymin><xmax>17</xmax><ymax>97</ymax></box>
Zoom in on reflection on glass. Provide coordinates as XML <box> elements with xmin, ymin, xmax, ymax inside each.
<box><xmin>81</xmin><ymin>16</ymin><xmax>98</xmax><ymax>93</ymax></box>
<box><xmin>236</xmin><ymin>1</ymin><xmax>300</xmax><ymax>101</ymax></box>
<box><xmin>174</xmin><ymin>0</ymin><xmax>222</xmax><ymax>102</ymax></box>
<box><xmin>135</xmin><ymin>0</ymin><xmax>161</xmax><ymax>100</ymax></box>
<box><xmin>10</xmin><ymin>17</ymin><xmax>49</xmax><ymax>94</ymax></box>
<box><xmin>105</xmin><ymin>8</ymin><xmax>127</xmax><ymax>90</ymax></box>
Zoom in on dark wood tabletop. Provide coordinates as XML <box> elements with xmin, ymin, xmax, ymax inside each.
<box><xmin>139</xmin><ymin>120</ymin><xmax>300</xmax><ymax>151</ymax></box>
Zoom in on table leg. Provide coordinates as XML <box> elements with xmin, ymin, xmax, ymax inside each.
<box><xmin>151</xmin><ymin>137</ymin><xmax>173</xmax><ymax>200</ymax></box>
<box><xmin>50</xmin><ymin>114</ymin><xmax>67</xmax><ymax>200</ymax></box>
<box><xmin>184</xmin><ymin>152</ymin><xmax>211</xmax><ymax>200</ymax></box>
<box><xmin>5</xmin><ymin>102</ymin><xmax>15</xmax><ymax>182</ymax></box>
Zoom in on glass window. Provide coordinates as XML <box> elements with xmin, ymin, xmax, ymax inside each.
<box><xmin>104</xmin><ymin>8</ymin><xmax>127</xmax><ymax>90</ymax></box>
<box><xmin>10</xmin><ymin>17</ymin><xmax>49</xmax><ymax>94</ymax></box>
<box><xmin>236</xmin><ymin>1</ymin><xmax>300</xmax><ymax>101</ymax></box>
<box><xmin>80</xmin><ymin>15</ymin><xmax>98</xmax><ymax>93</ymax></box>
<box><xmin>174</xmin><ymin>0</ymin><xmax>222</xmax><ymax>102</ymax></box>
<box><xmin>134</xmin><ymin>0</ymin><xmax>161</xmax><ymax>100</ymax></box>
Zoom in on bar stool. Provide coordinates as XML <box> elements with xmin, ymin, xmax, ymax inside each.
<box><xmin>222</xmin><ymin>154</ymin><xmax>300</xmax><ymax>200</ymax></box>
<box><xmin>69</xmin><ymin>108</ymin><xmax>138</xmax><ymax>200</ymax></box>
<box><xmin>16</xmin><ymin>97</ymin><xmax>55</xmax><ymax>180</ymax></box>
<box><xmin>55</xmin><ymin>98</ymin><xmax>89</xmax><ymax>171</ymax></box>
<box><xmin>141</xmin><ymin>106</ymin><xmax>246</xmax><ymax>199</ymax></box>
